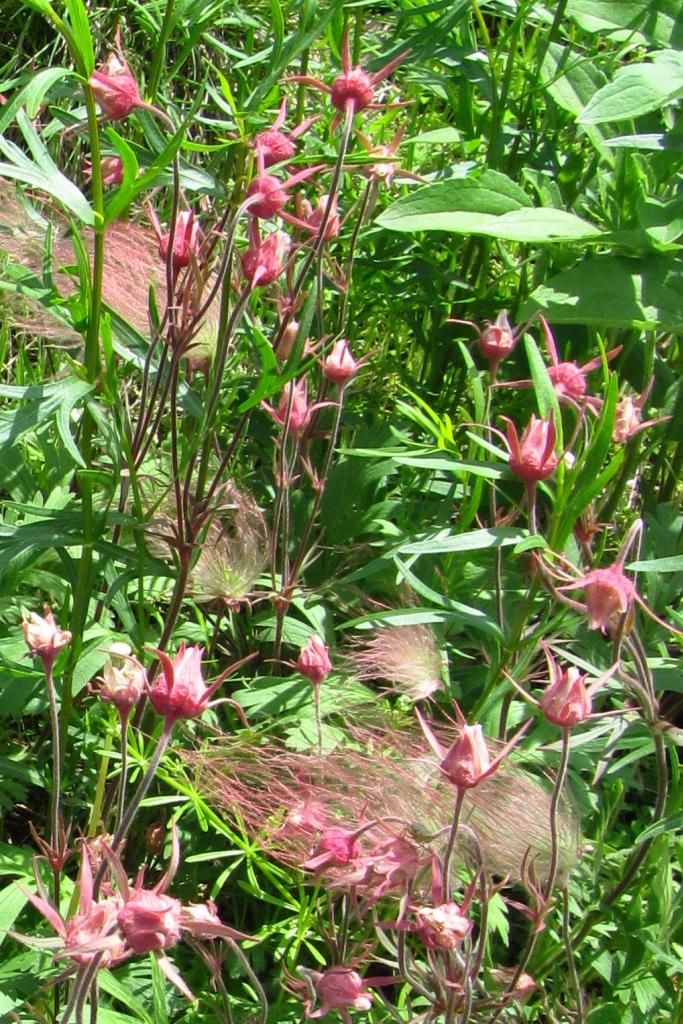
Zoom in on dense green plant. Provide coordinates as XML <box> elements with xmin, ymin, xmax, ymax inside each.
<box><xmin>0</xmin><ymin>2</ymin><xmax>680</xmax><ymax>1023</ymax></box>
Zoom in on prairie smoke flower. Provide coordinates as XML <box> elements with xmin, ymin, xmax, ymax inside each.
<box><xmin>90</xmin><ymin>42</ymin><xmax>144</xmax><ymax>121</ymax></box>
<box><xmin>306</xmin><ymin>966</ymin><xmax>373</xmax><ymax>1021</ymax></box>
<box><xmin>190</xmin><ymin>488</ymin><xmax>268</xmax><ymax>609</ymax></box>
<box><xmin>562</xmin><ymin>562</ymin><xmax>636</xmax><ymax>632</ymax></box>
<box><xmin>118</xmin><ymin>889</ymin><xmax>182</xmax><ymax>954</ymax></box>
<box><xmin>418</xmin><ymin>706</ymin><xmax>530</xmax><ymax>790</ymax></box>
<box><xmin>83</xmin><ymin>155</ymin><xmax>124</xmax><ymax>186</ymax></box>
<box><xmin>501</xmin><ymin>414</ymin><xmax>558</xmax><ymax>483</ymax></box>
<box><xmin>297</xmin><ymin>635</ymin><xmax>333</xmax><ymax>688</ymax></box>
<box><xmin>149</xmin><ymin>644</ymin><xmax>223</xmax><ymax>727</ymax></box>
<box><xmin>415</xmin><ymin>901</ymin><xmax>473</xmax><ymax>949</ymax></box>
<box><xmin>501</xmin><ymin>317</ymin><xmax>620</xmax><ymax>411</ymax></box>
<box><xmin>288</xmin><ymin>194</ymin><xmax>341</xmax><ymax>241</ymax></box>
<box><xmin>303</xmin><ymin>827</ymin><xmax>362</xmax><ymax>872</ymax></box>
<box><xmin>149</xmin><ymin>209</ymin><xmax>199</xmax><ymax>271</ymax></box>
<box><xmin>23</xmin><ymin>606</ymin><xmax>71</xmax><ymax>671</ymax></box>
<box><xmin>291</xmin><ymin>28</ymin><xmax>409</xmax><ymax>130</ymax></box>
<box><xmin>242</xmin><ymin>220</ymin><xmax>290</xmax><ymax>288</ymax></box>
<box><xmin>247</xmin><ymin>165</ymin><xmax>324</xmax><ymax>220</ymax></box>
<box><xmin>253</xmin><ymin>99</ymin><xmax>319</xmax><ymax>167</ymax></box>
<box><xmin>99</xmin><ymin>650</ymin><xmax>146</xmax><ymax>717</ymax></box>
<box><xmin>347</xmin><ymin>623</ymin><xmax>443</xmax><ymax>701</ymax></box>
<box><xmin>540</xmin><ymin>664</ymin><xmax>591</xmax><ymax>727</ymax></box>
<box><xmin>18</xmin><ymin>847</ymin><xmax>124</xmax><ymax>968</ymax></box>
<box><xmin>354</xmin><ymin>128</ymin><xmax>424</xmax><ymax>186</ymax></box>
<box><xmin>323</xmin><ymin>338</ymin><xmax>360</xmax><ymax>386</ymax></box>
<box><xmin>262</xmin><ymin>379</ymin><xmax>326</xmax><ymax>435</ymax></box>
<box><xmin>479</xmin><ymin>309</ymin><xmax>517</xmax><ymax>366</ymax></box>
<box><xmin>612</xmin><ymin>376</ymin><xmax>670</xmax><ymax>443</ymax></box>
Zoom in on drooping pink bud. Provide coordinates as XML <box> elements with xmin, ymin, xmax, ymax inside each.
<box><xmin>297</xmin><ymin>635</ymin><xmax>332</xmax><ymax>688</ymax></box>
<box><xmin>303</xmin><ymin>827</ymin><xmax>361</xmax><ymax>871</ymax></box>
<box><xmin>246</xmin><ymin>175</ymin><xmax>288</xmax><ymax>219</ymax></box>
<box><xmin>563</xmin><ymin>563</ymin><xmax>636</xmax><ymax>632</ymax></box>
<box><xmin>90</xmin><ymin>53</ymin><xmax>144</xmax><ymax>121</ymax></box>
<box><xmin>439</xmin><ymin>723</ymin><xmax>491</xmax><ymax>789</ymax></box>
<box><xmin>83</xmin><ymin>155</ymin><xmax>125</xmax><ymax>187</ymax></box>
<box><xmin>99</xmin><ymin>652</ymin><xmax>146</xmax><ymax>717</ymax></box>
<box><xmin>264</xmin><ymin>380</ymin><xmax>313</xmax><ymax>434</ymax></box>
<box><xmin>149</xmin><ymin>644</ymin><xmax>219</xmax><ymax>727</ymax></box>
<box><xmin>117</xmin><ymin>889</ymin><xmax>182</xmax><ymax>954</ymax></box>
<box><xmin>323</xmin><ymin>339</ymin><xmax>359</xmax><ymax>386</ymax></box>
<box><xmin>502</xmin><ymin>414</ymin><xmax>558</xmax><ymax>483</ymax></box>
<box><xmin>158</xmin><ymin>211</ymin><xmax>199</xmax><ymax>270</ymax></box>
<box><xmin>23</xmin><ymin>607</ymin><xmax>72</xmax><ymax>671</ymax></box>
<box><xmin>540</xmin><ymin>664</ymin><xmax>591</xmax><ymax>728</ymax></box>
<box><xmin>479</xmin><ymin>310</ymin><xmax>517</xmax><ymax>365</ymax></box>
<box><xmin>242</xmin><ymin>222</ymin><xmax>289</xmax><ymax>288</ymax></box>
<box><xmin>415</xmin><ymin>901</ymin><xmax>473</xmax><ymax>949</ymax></box>
<box><xmin>310</xmin><ymin>967</ymin><xmax>373</xmax><ymax>1016</ymax></box>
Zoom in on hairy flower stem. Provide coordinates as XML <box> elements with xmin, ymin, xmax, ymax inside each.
<box><xmin>442</xmin><ymin>788</ymin><xmax>466</xmax><ymax>902</ymax></box>
<box><xmin>562</xmin><ymin>885</ymin><xmax>584</xmax><ymax>1023</ymax></box>
<box><xmin>93</xmin><ymin>726</ymin><xmax>172</xmax><ymax>901</ymax></box>
<box><xmin>337</xmin><ymin>177</ymin><xmax>372</xmax><ymax>330</ymax></box>
<box><xmin>269</xmin><ymin>104</ymin><xmax>354</xmax><ymax>358</ymax></box>
<box><xmin>313</xmin><ymin>684</ymin><xmax>323</xmax><ymax>753</ymax></box>
<box><xmin>544</xmin><ymin>726</ymin><xmax>571</xmax><ymax>900</ymax></box>
<box><xmin>44</xmin><ymin>663</ymin><xmax>61</xmax><ymax>904</ymax></box>
<box><xmin>116</xmin><ymin>714</ymin><xmax>130</xmax><ymax>834</ymax></box>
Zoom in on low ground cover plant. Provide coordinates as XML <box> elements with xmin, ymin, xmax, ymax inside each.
<box><xmin>0</xmin><ymin>1</ymin><xmax>681</xmax><ymax>1023</ymax></box>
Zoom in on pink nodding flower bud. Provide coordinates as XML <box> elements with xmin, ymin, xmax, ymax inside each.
<box><xmin>323</xmin><ymin>339</ymin><xmax>359</xmax><ymax>386</ymax></box>
<box><xmin>502</xmin><ymin>415</ymin><xmax>558</xmax><ymax>483</ymax></box>
<box><xmin>563</xmin><ymin>563</ymin><xmax>636</xmax><ymax>633</ymax></box>
<box><xmin>311</xmin><ymin>967</ymin><xmax>373</xmax><ymax>1016</ymax></box>
<box><xmin>439</xmin><ymin>723</ymin><xmax>492</xmax><ymax>789</ymax></box>
<box><xmin>90</xmin><ymin>53</ymin><xmax>144</xmax><ymax>121</ymax></box>
<box><xmin>415</xmin><ymin>902</ymin><xmax>473</xmax><ymax>949</ymax></box>
<box><xmin>331</xmin><ymin>67</ymin><xmax>376</xmax><ymax>113</ymax></box>
<box><xmin>479</xmin><ymin>310</ymin><xmax>517</xmax><ymax>365</ymax></box>
<box><xmin>541</xmin><ymin>663</ymin><xmax>591</xmax><ymax>728</ymax></box>
<box><xmin>242</xmin><ymin>223</ymin><xmax>289</xmax><ymax>288</ymax></box>
<box><xmin>246</xmin><ymin>175</ymin><xmax>288</xmax><ymax>219</ymax></box>
<box><xmin>264</xmin><ymin>380</ymin><xmax>314</xmax><ymax>434</ymax></box>
<box><xmin>158</xmin><ymin>211</ymin><xmax>199</xmax><ymax>270</ymax></box>
<box><xmin>117</xmin><ymin>889</ymin><xmax>182</xmax><ymax>954</ymax></box>
<box><xmin>149</xmin><ymin>644</ymin><xmax>220</xmax><ymax>727</ymax></box>
<box><xmin>297</xmin><ymin>635</ymin><xmax>332</xmax><ymax>687</ymax></box>
<box><xmin>303</xmin><ymin>827</ymin><xmax>361</xmax><ymax>871</ymax></box>
<box><xmin>99</xmin><ymin>654</ymin><xmax>146</xmax><ymax>717</ymax></box>
<box><xmin>83</xmin><ymin>155</ymin><xmax>124</xmax><ymax>186</ymax></box>
<box><xmin>23</xmin><ymin>607</ymin><xmax>71</xmax><ymax>671</ymax></box>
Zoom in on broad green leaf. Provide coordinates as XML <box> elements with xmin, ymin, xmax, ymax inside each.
<box><xmin>396</xmin><ymin>527</ymin><xmax>529</xmax><ymax>556</ymax></box>
<box><xmin>567</xmin><ymin>0</ymin><xmax>683</xmax><ymax>47</ymax></box>
<box><xmin>0</xmin><ymin>882</ymin><xmax>30</xmax><ymax>947</ymax></box>
<box><xmin>377</xmin><ymin>172</ymin><xmax>601</xmax><ymax>241</ymax></box>
<box><xmin>521</xmin><ymin>254</ymin><xmax>683</xmax><ymax>330</ymax></box>
<box><xmin>541</xmin><ymin>43</ymin><xmax>608</xmax><ymax>118</ymax></box>
<box><xmin>604</xmin><ymin>132</ymin><xmax>683</xmax><ymax>151</ymax></box>
<box><xmin>0</xmin><ymin>109</ymin><xmax>93</xmax><ymax>224</ymax></box>
<box><xmin>627</xmin><ymin>555</ymin><xmax>683</xmax><ymax>572</ymax></box>
<box><xmin>579</xmin><ymin>54</ymin><xmax>683</xmax><ymax>123</ymax></box>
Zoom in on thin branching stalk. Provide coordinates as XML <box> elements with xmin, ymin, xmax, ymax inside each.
<box><xmin>544</xmin><ymin>726</ymin><xmax>571</xmax><ymax>899</ymax></box>
<box><xmin>442</xmin><ymin>788</ymin><xmax>466</xmax><ymax>902</ymax></box>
